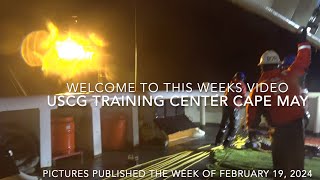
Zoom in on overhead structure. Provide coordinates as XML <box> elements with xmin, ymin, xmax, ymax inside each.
<box><xmin>229</xmin><ymin>0</ymin><xmax>320</xmax><ymax>48</ymax></box>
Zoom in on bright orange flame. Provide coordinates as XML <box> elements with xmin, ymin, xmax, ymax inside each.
<box><xmin>21</xmin><ymin>21</ymin><xmax>108</xmax><ymax>80</ymax></box>
<box><xmin>21</xmin><ymin>30</ymin><xmax>49</xmax><ymax>67</ymax></box>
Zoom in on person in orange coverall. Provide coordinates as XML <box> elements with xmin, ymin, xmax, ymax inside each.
<box><xmin>282</xmin><ymin>54</ymin><xmax>310</xmax><ymax>129</ymax></box>
<box><xmin>246</xmin><ymin>28</ymin><xmax>311</xmax><ymax>179</ymax></box>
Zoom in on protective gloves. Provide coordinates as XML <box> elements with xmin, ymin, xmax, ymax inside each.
<box><xmin>297</xmin><ymin>27</ymin><xmax>307</xmax><ymax>43</ymax></box>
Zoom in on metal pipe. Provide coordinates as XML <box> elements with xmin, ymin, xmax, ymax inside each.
<box><xmin>134</xmin><ymin>0</ymin><xmax>138</xmax><ymax>91</ymax></box>
<box><xmin>200</xmin><ymin>97</ymin><xmax>206</xmax><ymax>126</ymax></box>
<box><xmin>229</xmin><ymin>0</ymin><xmax>320</xmax><ymax>48</ymax></box>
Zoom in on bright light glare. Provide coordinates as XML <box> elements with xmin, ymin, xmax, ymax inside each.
<box><xmin>21</xmin><ymin>21</ymin><xmax>109</xmax><ymax>80</ymax></box>
<box><xmin>56</xmin><ymin>38</ymin><xmax>93</xmax><ymax>60</ymax></box>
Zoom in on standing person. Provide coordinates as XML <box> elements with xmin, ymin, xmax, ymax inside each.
<box><xmin>282</xmin><ymin>54</ymin><xmax>310</xmax><ymax>129</ymax></box>
<box><xmin>214</xmin><ymin>72</ymin><xmax>247</xmax><ymax>147</ymax></box>
<box><xmin>246</xmin><ymin>28</ymin><xmax>311</xmax><ymax>179</ymax></box>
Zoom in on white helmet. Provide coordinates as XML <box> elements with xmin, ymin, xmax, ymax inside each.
<box><xmin>258</xmin><ymin>50</ymin><xmax>281</xmax><ymax>66</ymax></box>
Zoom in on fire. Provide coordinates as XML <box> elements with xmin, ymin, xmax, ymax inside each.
<box><xmin>55</xmin><ymin>38</ymin><xmax>93</xmax><ymax>60</ymax></box>
<box><xmin>21</xmin><ymin>21</ymin><xmax>108</xmax><ymax>80</ymax></box>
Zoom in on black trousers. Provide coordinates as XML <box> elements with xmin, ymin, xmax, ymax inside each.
<box><xmin>272</xmin><ymin>119</ymin><xmax>305</xmax><ymax>180</ymax></box>
<box><xmin>215</xmin><ymin>106</ymin><xmax>240</xmax><ymax>146</ymax></box>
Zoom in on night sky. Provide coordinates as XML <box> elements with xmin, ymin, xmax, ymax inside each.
<box><xmin>0</xmin><ymin>0</ymin><xmax>319</xmax><ymax>96</ymax></box>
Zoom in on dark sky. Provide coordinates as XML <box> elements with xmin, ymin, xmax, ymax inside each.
<box><xmin>0</xmin><ymin>0</ymin><xmax>319</xmax><ymax>96</ymax></box>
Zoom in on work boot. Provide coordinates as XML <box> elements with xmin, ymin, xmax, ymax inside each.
<box><xmin>223</xmin><ymin>140</ymin><xmax>231</xmax><ymax>147</ymax></box>
<box><xmin>211</xmin><ymin>142</ymin><xmax>222</xmax><ymax>147</ymax></box>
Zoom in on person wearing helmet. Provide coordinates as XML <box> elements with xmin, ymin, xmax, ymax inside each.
<box><xmin>282</xmin><ymin>54</ymin><xmax>311</xmax><ymax>129</ymax></box>
<box><xmin>214</xmin><ymin>72</ymin><xmax>247</xmax><ymax>147</ymax></box>
<box><xmin>246</xmin><ymin>28</ymin><xmax>311</xmax><ymax>179</ymax></box>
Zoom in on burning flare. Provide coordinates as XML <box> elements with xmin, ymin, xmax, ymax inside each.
<box><xmin>55</xmin><ymin>38</ymin><xmax>93</xmax><ymax>60</ymax></box>
<box><xmin>21</xmin><ymin>21</ymin><xmax>108</xmax><ymax>80</ymax></box>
